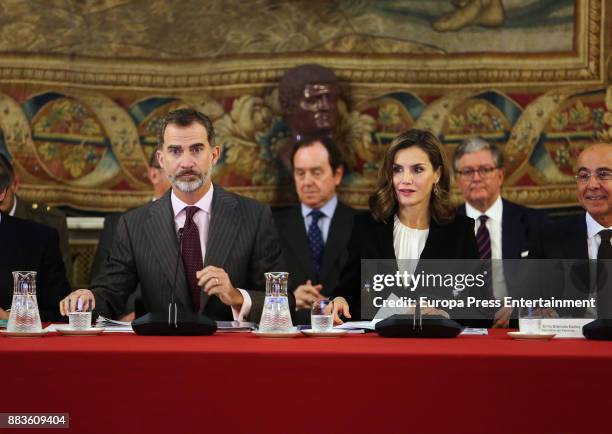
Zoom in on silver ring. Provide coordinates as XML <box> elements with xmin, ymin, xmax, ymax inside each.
<box><xmin>215</xmin><ymin>277</ymin><xmax>219</xmax><ymax>286</ymax></box>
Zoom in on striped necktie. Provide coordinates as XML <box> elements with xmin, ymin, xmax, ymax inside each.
<box><xmin>476</xmin><ymin>215</ymin><xmax>491</xmax><ymax>260</ymax></box>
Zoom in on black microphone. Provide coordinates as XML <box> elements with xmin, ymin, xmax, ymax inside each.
<box><xmin>132</xmin><ymin>225</ymin><xmax>216</xmax><ymax>336</ymax></box>
<box><xmin>168</xmin><ymin>227</ymin><xmax>184</xmax><ymax>326</ymax></box>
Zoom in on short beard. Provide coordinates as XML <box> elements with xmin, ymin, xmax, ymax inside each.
<box><xmin>169</xmin><ymin>162</ymin><xmax>212</xmax><ymax>193</ymax></box>
<box><xmin>171</xmin><ymin>177</ymin><xmax>203</xmax><ymax>193</ymax></box>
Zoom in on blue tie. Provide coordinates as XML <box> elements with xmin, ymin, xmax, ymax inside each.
<box><xmin>308</xmin><ymin>210</ymin><xmax>325</xmax><ymax>282</ymax></box>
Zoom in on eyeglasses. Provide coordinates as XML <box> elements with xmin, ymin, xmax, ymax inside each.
<box><xmin>455</xmin><ymin>166</ymin><xmax>498</xmax><ymax>179</ymax></box>
<box><xmin>575</xmin><ymin>169</ymin><xmax>612</xmax><ymax>183</ymax></box>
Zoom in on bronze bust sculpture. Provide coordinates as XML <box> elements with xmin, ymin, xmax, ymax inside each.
<box><xmin>279</xmin><ymin>64</ymin><xmax>339</xmax><ymax>142</ymax></box>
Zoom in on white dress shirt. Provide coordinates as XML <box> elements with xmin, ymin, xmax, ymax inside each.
<box><xmin>170</xmin><ymin>186</ymin><xmax>251</xmax><ymax>321</ymax></box>
<box><xmin>301</xmin><ymin>195</ymin><xmax>338</xmax><ymax>243</ymax></box>
<box><xmin>586</xmin><ymin>212</ymin><xmax>612</xmax><ymax>260</ymax></box>
<box><xmin>465</xmin><ymin>195</ymin><xmax>508</xmax><ymax>299</ymax></box>
<box><xmin>7</xmin><ymin>197</ymin><xmax>16</xmax><ymax>216</ymax></box>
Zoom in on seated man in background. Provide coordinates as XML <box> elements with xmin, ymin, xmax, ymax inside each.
<box><xmin>0</xmin><ymin>159</ymin><xmax>70</xmax><ymax>322</ymax></box>
<box><xmin>273</xmin><ymin>137</ymin><xmax>356</xmax><ymax>323</ymax></box>
<box><xmin>454</xmin><ymin>137</ymin><xmax>548</xmax><ymax>326</ymax></box>
<box><xmin>90</xmin><ymin>150</ymin><xmax>171</xmax><ymax>321</ymax></box>
<box><xmin>0</xmin><ymin>153</ymin><xmax>72</xmax><ymax>285</ymax></box>
<box><xmin>530</xmin><ymin>143</ymin><xmax>612</xmax><ymax>318</ymax></box>
<box><xmin>60</xmin><ymin>108</ymin><xmax>286</xmax><ymax>322</ymax></box>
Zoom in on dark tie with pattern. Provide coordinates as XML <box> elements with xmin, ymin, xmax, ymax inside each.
<box><xmin>308</xmin><ymin>210</ymin><xmax>325</xmax><ymax>283</ymax></box>
<box><xmin>476</xmin><ymin>215</ymin><xmax>491</xmax><ymax>259</ymax></box>
<box><xmin>182</xmin><ymin>206</ymin><xmax>204</xmax><ymax>312</ymax></box>
<box><xmin>476</xmin><ymin>215</ymin><xmax>493</xmax><ymax>298</ymax></box>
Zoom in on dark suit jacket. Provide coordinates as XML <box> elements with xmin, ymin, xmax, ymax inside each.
<box><xmin>274</xmin><ymin>201</ymin><xmax>357</xmax><ymax>324</ymax></box>
<box><xmin>90</xmin><ymin>212</ymin><xmax>142</xmax><ymax>318</ymax></box>
<box><xmin>528</xmin><ymin>214</ymin><xmax>609</xmax><ymax>317</ymax></box>
<box><xmin>457</xmin><ymin>199</ymin><xmax>548</xmax><ymax>259</ymax></box>
<box><xmin>273</xmin><ymin>201</ymin><xmax>357</xmax><ymax>297</ymax></box>
<box><xmin>91</xmin><ymin>212</ymin><xmax>122</xmax><ymax>282</ymax></box>
<box><xmin>336</xmin><ymin>213</ymin><xmax>480</xmax><ymax>320</ymax></box>
<box><xmin>0</xmin><ymin>213</ymin><xmax>70</xmax><ymax>321</ymax></box>
<box><xmin>14</xmin><ymin>197</ymin><xmax>73</xmax><ymax>285</ymax></box>
<box><xmin>90</xmin><ymin>186</ymin><xmax>285</xmax><ymax>322</ymax></box>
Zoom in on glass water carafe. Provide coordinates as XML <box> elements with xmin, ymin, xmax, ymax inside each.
<box><xmin>259</xmin><ymin>272</ymin><xmax>294</xmax><ymax>332</ymax></box>
<box><xmin>7</xmin><ymin>271</ymin><xmax>42</xmax><ymax>333</ymax></box>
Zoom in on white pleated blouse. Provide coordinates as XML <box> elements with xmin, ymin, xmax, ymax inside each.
<box><xmin>393</xmin><ymin>215</ymin><xmax>429</xmax><ymax>274</ymax></box>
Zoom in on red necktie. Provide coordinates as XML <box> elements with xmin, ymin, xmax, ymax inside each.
<box><xmin>182</xmin><ymin>206</ymin><xmax>204</xmax><ymax>312</ymax></box>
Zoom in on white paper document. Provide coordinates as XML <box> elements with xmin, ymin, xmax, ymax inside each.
<box><xmin>95</xmin><ymin>316</ymin><xmax>134</xmax><ymax>333</ymax></box>
<box><xmin>216</xmin><ymin>321</ymin><xmax>256</xmax><ymax>332</ymax></box>
<box><xmin>334</xmin><ymin>319</ymin><xmax>382</xmax><ymax>331</ymax></box>
<box><xmin>460</xmin><ymin>328</ymin><xmax>488</xmax><ymax>336</ymax></box>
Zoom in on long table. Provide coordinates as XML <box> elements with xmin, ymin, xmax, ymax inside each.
<box><xmin>1</xmin><ymin>329</ymin><xmax>611</xmax><ymax>434</ymax></box>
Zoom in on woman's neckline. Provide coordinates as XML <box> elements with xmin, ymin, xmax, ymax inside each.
<box><xmin>394</xmin><ymin>215</ymin><xmax>429</xmax><ymax>231</ymax></box>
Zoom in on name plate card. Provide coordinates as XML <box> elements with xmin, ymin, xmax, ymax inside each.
<box><xmin>540</xmin><ymin>318</ymin><xmax>595</xmax><ymax>338</ymax></box>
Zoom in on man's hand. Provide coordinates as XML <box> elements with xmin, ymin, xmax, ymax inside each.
<box><xmin>294</xmin><ymin>280</ymin><xmax>324</xmax><ymax>309</ymax></box>
<box><xmin>197</xmin><ymin>266</ymin><xmax>243</xmax><ymax>308</ymax></box>
<box><xmin>59</xmin><ymin>289</ymin><xmax>95</xmax><ymax>316</ymax></box>
<box><xmin>329</xmin><ymin>296</ymin><xmax>352</xmax><ymax>325</ymax></box>
<box><xmin>492</xmin><ymin>306</ymin><xmax>513</xmax><ymax>328</ymax></box>
<box><xmin>0</xmin><ymin>307</ymin><xmax>9</xmax><ymax>320</ymax></box>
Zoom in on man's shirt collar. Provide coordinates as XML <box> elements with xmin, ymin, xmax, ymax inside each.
<box><xmin>171</xmin><ymin>185</ymin><xmax>214</xmax><ymax>218</ymax></box>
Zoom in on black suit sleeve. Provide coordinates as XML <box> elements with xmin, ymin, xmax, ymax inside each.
<box><xmin>335</xmin><ymin>216</ymin><xmax>364</xmax><ymax>320</ymax></box>
<box><xmin>91</xmin><ymin>215</ymin><xmax>139</xmax><ymax>319</ymax></box>
<box><xmin>90</xmin><ymin>213</ymin><xmax>121</xmax><ymax>282</ymax></box>
<box><xmin>37</xmin><ymin>228</ymin><xmax>70</xmax><ymax>322</ymax></box>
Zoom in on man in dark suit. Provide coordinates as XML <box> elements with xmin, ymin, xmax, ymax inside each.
<box><xmin>60</xmin><ymin>108</ymin><xmax>284</xmax><ymax>322</ymax></box>
<box><xmin>90</xmin><ymin>150</ymin><xmax>171</xmax><ymax>321</ymax></box>
<box><xmin>454</xmin><ymin>137</ymin><xmax>548</xmax><ymax>326</ymax></box>
<box><xmin>530</xmin><ymin>143</ymin><xmax>612</xmax><ymax>318</ymax></box>
<box><xmin>1</xmin><ymin>163</ymin><xmax>70</xmax><ymax>322</ymax></box>
<box><xmin>0</xmin><ymin>154</ymin><xmax>72</xmax><ymax>286</ymax></box>
<box><xmin>274</xmin><ymin>137</ymin><xmax>356</xmax><ymax>323</ymax></box>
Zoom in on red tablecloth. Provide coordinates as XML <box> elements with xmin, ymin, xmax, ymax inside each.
<box><xmin>1</xmin><ymin>329</ymin><xmax>611</xmax><ymax>434</ymax></box>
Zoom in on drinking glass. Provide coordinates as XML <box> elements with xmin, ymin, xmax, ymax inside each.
<box><xmin>311</xmin><ymin>299</ymin><xmax>334</xmax><ymax>332</ymax></box>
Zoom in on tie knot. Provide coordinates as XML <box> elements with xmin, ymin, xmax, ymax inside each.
<box><xmin>185</xmin><ymin>206</ymin><xmax>199</xmax><ymax>221</ymax></box>
<box><xmin>309</xmin><ymin>209</ymin><xmax>324</xmax><ymax>222</ymax></box>
<box><xmin>479</xmin><ymin>215</ymin><xmax>489</xmax><ymax>224</ymax></box>
<box><xmin>600</xmin><ymin>229</ymin><xmax>612</xmax><ymax>244</ymax></box>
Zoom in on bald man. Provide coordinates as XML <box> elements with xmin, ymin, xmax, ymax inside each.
<box><xmin>530</xmin><ymin>143</ymin><xmax>612</xmax><ymax>318</ymax></box>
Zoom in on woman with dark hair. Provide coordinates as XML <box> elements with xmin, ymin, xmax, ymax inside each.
<box><xmin>333</xmin><ymin>129</ymin><xmax>479</xmax><ymax>321</ymax></box>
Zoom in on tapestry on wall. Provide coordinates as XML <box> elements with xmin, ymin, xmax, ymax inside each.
<box><xmin>0</xmin><ymin>0</ymin><xmax>608</xmax><ymax>211</ymax></box>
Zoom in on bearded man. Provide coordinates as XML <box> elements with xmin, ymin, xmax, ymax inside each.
<box><xmin>60</xmin><ymin>108</ymin><xmax>286</xmax><ymax>322</ymax></box>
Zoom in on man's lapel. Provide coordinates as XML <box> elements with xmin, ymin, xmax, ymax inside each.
<box><xmin>501</xmin><ymin>200</ymin><xmax>521</xmax><ymax>258</ymax></box>
<box><xmin>283</xmin><ymin>206</ymin><xmax>312</xmax><ymax>277</ymax></box>
<box><xmin>201</xmin><ymin>186</ymin><xmax>239</xmax><ymax>310</ymax></box>
<box><xmin>145</xmin><ymin>192</ymin><xmax>191</xmax><ymax>310</ymax></box>
<box><xmin>565</xmin><ymin>215</ymin><xmax>589</xmax><ymax>260</ymax></box>
<box><xmin>320</xmin><ymin>203</ymin><xmax>351</xmax><ymax>281</ymax></box>
<box><xmin>565</xmin><ymin>215</ymin><xmax>590</xmax><ymax>298</ymax></box>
